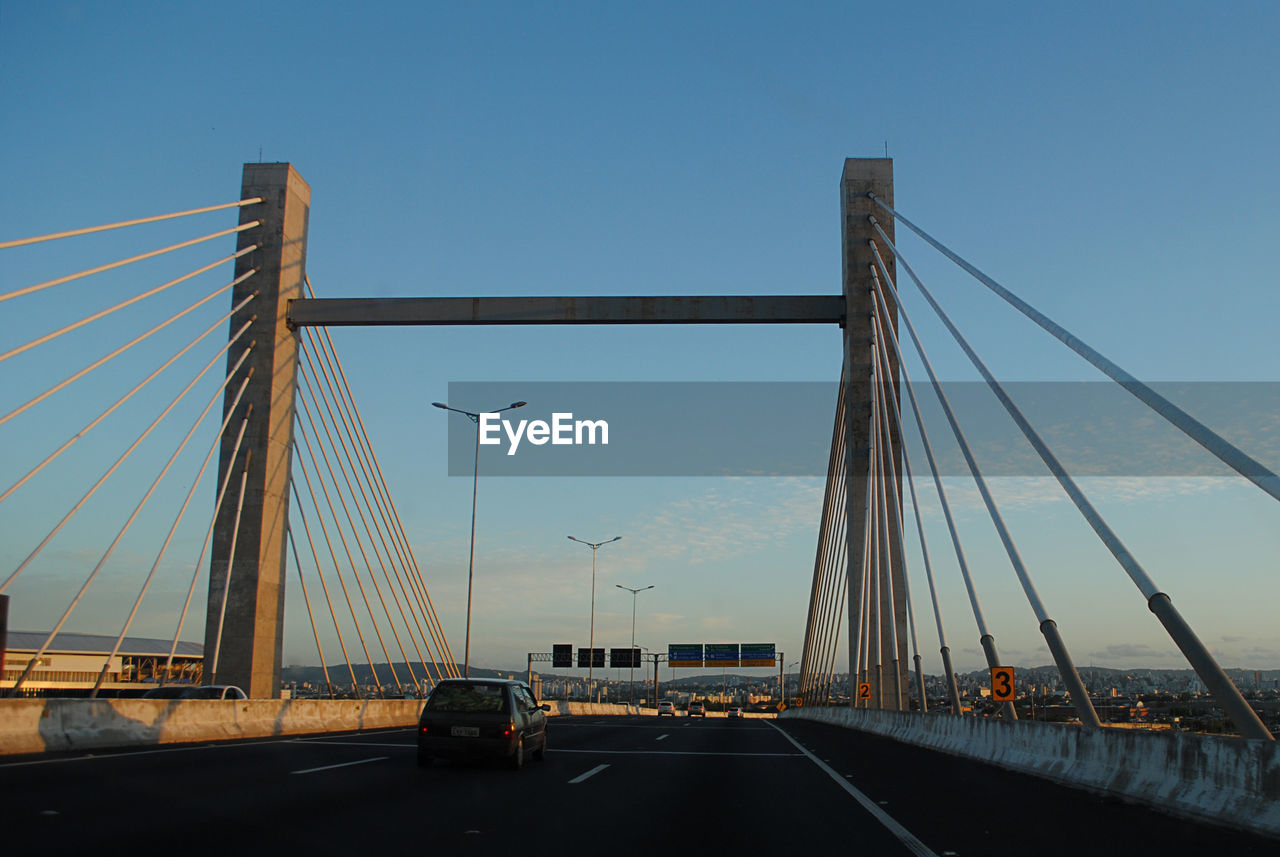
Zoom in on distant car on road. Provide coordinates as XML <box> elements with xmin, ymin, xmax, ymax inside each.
<box><xmin>687</xmin><ymin>701</ymin><xmax>705</xmax><ymax>717</ymax></box>
<box><xmin>727</xmin><ymin>706</ymin><xmax>743</xmax><ymax>718</ymax></box>
<box><xmin>657</xmin><ymin>700</ymin><xmax>676</xmax><ymax>717</ymax></box>
<box><xmin>417</xmin><ymin>678</ymin><xmax>549</xmax><ymax>770</ymax></box>
<box><xmin>180</xmin><ymin>685</ymin><xmax>247</xmax><ymax>700</ymax></box>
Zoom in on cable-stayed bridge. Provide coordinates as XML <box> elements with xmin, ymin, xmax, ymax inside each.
<box><xmin>1</xmin><ymin>160</ymin><xmax>1276</xmax><ymax>845</ymax></box>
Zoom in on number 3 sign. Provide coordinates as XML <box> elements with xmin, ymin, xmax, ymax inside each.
<box><xmin>990</xmin><ymin>666</ymin><xmax>1015</xmax><ymax>702</ymax></box>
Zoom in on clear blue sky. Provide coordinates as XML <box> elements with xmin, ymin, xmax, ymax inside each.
<box><xmin>1</xmin><ymin>2</ymin><xmax>1277</xmax><ymax>679</ymax></box>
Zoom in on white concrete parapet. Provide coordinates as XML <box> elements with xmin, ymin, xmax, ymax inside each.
<box><xmin>0</xmin><ymin>698</ymin><xmax>777</xmax><ymax>757</ymax></box>
<box><xmin>781</xmin><ymin>706</ymin><xmax>1280</xmax><ymax>839</ymax></box>
<box><xmin>0</xmin><ymin>698</ymin><xmax>425</xmax><ymax>755</ymax></box>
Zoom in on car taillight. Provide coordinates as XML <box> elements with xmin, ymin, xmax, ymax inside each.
<box><xmin>502</xmin><ymin>724</ymin><xmax>514</xmax><ymax>737</ymax></box>
<box><xmin>420</xmin><ymin>725</ymin><xmax>429</xmax><ymax>734</ymax></box>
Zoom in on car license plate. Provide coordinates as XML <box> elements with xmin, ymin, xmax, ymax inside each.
<box><xmin>450</xmin><ymin>726</ymin><xmax>480</xmax><ymax>737</ymax></box>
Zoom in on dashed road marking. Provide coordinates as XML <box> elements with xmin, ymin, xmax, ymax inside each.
<box><xmin>568</xmin><ymin>763</ymin><xmax>610</xmax><ymax>784</ymax></box>
<box><xmin>292</xmin><ymin>756</ymin><xmax>387</xmax><ymax>775</ymax></box>
<box><xmin>656</xmin><ymin>734</ymin><xmax>669</xmax><ymax>741</ymax></box>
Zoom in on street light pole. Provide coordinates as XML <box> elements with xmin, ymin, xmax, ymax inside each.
<box><xmin>568</xmin><ymin>535</ymin><xmax>620</xmax><ymax>694</ymax></box>
<box><xmin>433</xmin><ymin>400</ymin><xmax>526</xmax><ymax>678</ymax></box>
<box><xmin>616</xmin><ymin>584</ymin><xmax>654</xmax><ymax>706</ymax></box>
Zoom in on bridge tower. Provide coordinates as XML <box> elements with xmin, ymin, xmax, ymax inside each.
<box><xmin>204</xmin><ymin>163</ymin><xmax>310</xmax><ymax>698</ymax></box>
<box><xmin>841</xmin><ymin>159</ymin><xmax>909</xmax><ymax>710</ymax></box>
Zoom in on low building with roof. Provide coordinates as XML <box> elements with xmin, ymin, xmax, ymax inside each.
<box><xmin>1</xmin><ymin>631</ymin><xmax>204</xmax><ymax>697</ymax></box>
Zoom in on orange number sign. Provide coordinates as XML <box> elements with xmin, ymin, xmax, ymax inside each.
<box><xmin>991</xmin><ymin>666</ymin><xmax>1015</xmax><ymax>702</ymax></box>
<box><xmin>857</xmin><ymin>682</ymin><xmax>871</xmax><ymax>701</ymax></box>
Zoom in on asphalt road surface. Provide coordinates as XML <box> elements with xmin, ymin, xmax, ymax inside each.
<box><xmin>2</xmin><ymin>715</ymin><xmax>1272</xmax><ymax>855</ymax></box>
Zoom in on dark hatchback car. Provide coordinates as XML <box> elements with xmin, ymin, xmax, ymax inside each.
<box><xmin>417</xmin><ymin>679</ymin><xmax>549</xmax><ymax>770</ymax></box>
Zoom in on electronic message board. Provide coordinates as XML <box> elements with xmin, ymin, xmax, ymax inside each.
<box><xmin>552</xmin><ymin>644</ymin><xmax>573</xmax><ymax>668</ymax></box>
<box><xmin>610</xmin><ymin>648</ymin><xmax>642</xmax><ymax>668</ymax></box>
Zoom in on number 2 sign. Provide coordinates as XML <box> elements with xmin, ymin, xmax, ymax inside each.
<box><xmin>991</xmin><ymin>666</ymin><xmax>1015</xmax><ymax>702</ymax></box>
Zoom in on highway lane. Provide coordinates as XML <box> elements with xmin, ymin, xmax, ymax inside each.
<box><xmin>1</xmin><ymin>716</ymin><xmax>1273</xmax><ymax>854</ymax></box>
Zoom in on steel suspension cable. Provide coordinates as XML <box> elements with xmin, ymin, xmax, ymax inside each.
<box><xmin>287</xmin><ymin>526</ymin><xmax>335</xmax><ymax>700</ymax></box>
<box><xmin>5</xmin><ymin>345</ymin><xmax>256</xmax><ymax>695</ymax></box>
<box><xmin>865</xmin><ymin>430</ymin><xmax>883</xmax><ymax>705</ymax></box>
<box><xmin>299</xmin><ymin>334</ymin><xmax>439</xmax><ymax>686</ymax></box>
<box><xmin>0</xmin><ymin>315</ymin><xmax>256</xmax><ymax>595</ymax></box>
<box><xmin>872</xmin><ymin>340</ymin><xmax>928</xmax><ymax>712</ymax></box>
<box><xmin>296</xmin><ymin>382</ymin><xmax>406</xmax><ymax>694</ymax></box>
<box><xmin>806</xmin><ymin>441</ymin><xmax>846</xmax><ymax>701</ymax></box>
<box><xmin>820</xmin><ymin>467</ymin><xmax>849</xmax><ymax>700</ymax></box>
<box><xmin>805</xmin><ymin>406</ymin><xmax>846</xmax><ymax>702</ymax></box>
<box><xmin>867</xmin><ymin>193</ymin><xmax>1280</xmax><ymax>505</ymax></box>
<box><xmin>302</xmin><ymin>281</ymin><xmax>459</xmax><ymax>678</ymax></box>
<box><xmin>0</xmin><ymin>221</ymin><xmax>260</xmax><ymax>304</ymax></box>
<box><xmin>871</xmin><ymin>362</ymin><xmax>905</xmax><ymax>708</ymax></box>
<box><xmin>869</xmin><ymin>289</ymin><xmax>1016</xmax><ymax>719</ymax></box>
<box><xmin>89</xmin><ymin>357</ymin><xmax>254</xmax><ymax>696</ymax></box>
<box><xmin>816</xmin><ymin>474</ymin><xmax>849</xmax><ymax>704</ymax></box>
<box><xmin>294</xmin><ymin>418</ymin><xmax>385</xmax><ymax>696</ymax></box>
<box><xmin>857</xmin><ymin>515</ymin><xmax>873</xmax><ymax>704</ymax></box>
<box><xmin>0</xmin><ymin>245</ymin><xmax>257</xmax><ymax>366</ymax></box>
<box><xmin>799</xmin><ymin>388</ymin><xmax>841</xmax><ymax>698</ymax></box>
<box><xmin>873</xmin><ymin>220</ymin><xmax>1272</xmax><ymax>739</ymax></box>
<box><xmin>298</xmin><ymin>365</ymin><xmax>415</xmax><ymax>692</ymax></box>
<box><xmin>162</xmin><ymin>406</ymin><xmax>253</xmax><ymax>683</ymax></box>
<box><xmin>0</xmin><ymin>276</ymin><xmax>257</xmax><ymax>432</ymax></box>
<box><xmin>290</xmin><ymin>483</ymin><xmax>359</xmax><ymax>698</ymax></box>
<box><xmin>0</xmin><ymin>198</ymin><xmax>263</xmax><ymax>250</ymax></box>
<box><xmin>872</xmin><ymin>314</ymin><xmax>963</xmax><ymax>713</ymax></box>
<box><xmin>869</xmin><ymin>250</ymin><xmax>1099</xmax><ymax>727</ymax></box>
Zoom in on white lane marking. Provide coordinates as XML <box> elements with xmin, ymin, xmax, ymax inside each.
<box><xmin>550</xmin><ymin>749</ymin><xmax>801</xmax><ymax>757</ymax></box>
<box><xmin>656</xmin><ymin>734</ymin><xmax>669</xmax><ymax>741</ymax></box>
<box><xmin>0</xmin><ymin>738</ymin><xmax>298</xmax><ymax>769</ymax></box>
<box><xmin>766</xmin><ymin>722</ymin><xmax>939</xmax><ymax>857</ymax></box>
<box><xmin>568</xmin><ymin>763</ymin><xmax>610</xmax><ymax>784</ymax></box>
<box><xmin>292</xmin><ymin>756</ymin><xmax>388</xmax><ymax>775</ymax></box>
<box><xmin>291</xmin><ymin>740</ymin><xmax>415</xmax><ymax>748</ymax></box>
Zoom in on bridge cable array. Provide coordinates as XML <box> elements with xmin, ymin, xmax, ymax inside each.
<box><xmin>868</xmin><ymin>210</ymin><xmax>1272</xmax><ymax>740</ymax></box>
<box><xmin>2</xmin><ymin>197</ymin><xmax>460</xmax><ymax>699</ymax></box>
<box><xmin>2</xmin><ymin>199</ymin><xmax>264</xmax><ymax>696</ymax></box>
<box><xmin>801</xmin><ymin>198</ymin><xmax>1272</xmax><ymax>740</ymax></box>
<box><xmin>868</xmin><ymin>193</ymin><xmax>1280</xmax><ymax>506</ymax></box>
<box><xmin>302</xmin><ymin>275</ymin><xmax>459</xmax><ymax>677</ymax></box>
<box><xmin>272</xmin><ymin>277</ymin><xmax>459</xmax><ymax>699</ymax></box>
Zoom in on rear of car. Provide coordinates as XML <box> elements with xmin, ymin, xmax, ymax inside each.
<box><xmin>727</xmin><ymin>706</ymin><xmax>743</xmax><ymax>718</ymax></box>
<box><xmin>688</xmin><ymin>701</ymin><xmax>705</xmax><ymax>717</ymax></box>
<box><xmin>657</xmin><ymin>701</ymin><xmax>675</xmax><ymax>716</ymax></box>
<box><xmin>417</xmin><ymin>679</ymin><xmax>549</xmax><ymax>769</ymax></box>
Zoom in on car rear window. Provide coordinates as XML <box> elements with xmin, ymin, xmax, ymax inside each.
<box><xmin>426</xmin><ymin>684</ymin><xmax>509</xmax><ymax>713</ymax></box>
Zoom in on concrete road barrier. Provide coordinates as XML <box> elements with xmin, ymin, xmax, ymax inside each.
<box><xmin>781</xmin><ymin>706</ymin><xmax>1280</xmax><ymax>839</ymax></box>
<box><xmin>0</xmin><ymin>698</ymin><xmax>777</xmax><ymax>756</ymax></box>
<box><xmin>0</xmin><ymin>698</ymin><xmax>425</xmax><ymax>756</ymax></box>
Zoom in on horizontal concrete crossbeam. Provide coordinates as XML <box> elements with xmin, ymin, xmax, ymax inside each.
<box><xmin>287</xmin><ymin>295</ymin><xmax>846</xmax><ymax>327</ymax></box>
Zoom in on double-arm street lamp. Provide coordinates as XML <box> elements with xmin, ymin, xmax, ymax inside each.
<box><xmin>615</xmin><ymin>583</ymin><xmax>654</xmax><ymax>706</ymax></box>
<box><xmin>433</xmin><ymin>400</ymin><xmax>527</xmax><ymax>677</ymax></box>
<box><xmin>567</xmin><ymin>535</ymin><xmax>620</xmax><ymax>693</ymax></box>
